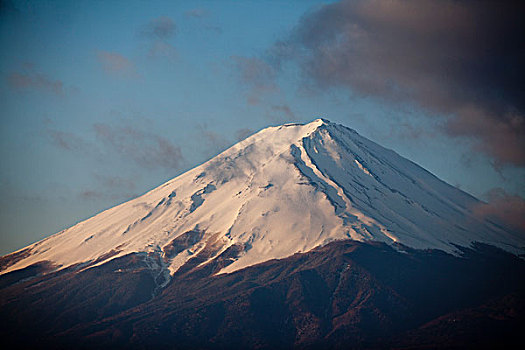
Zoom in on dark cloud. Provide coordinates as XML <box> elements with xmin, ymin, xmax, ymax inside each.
<box><xmin>97</xmin><ymin>51</ymin><xmax>137</xmax><ymax>77</ymax></box>
<box><xmin>140</xmin><ymin>16</ymin><xmax>176</xmax><ymax>40</ymax></box>
<box><xmin>232</xmin><ymin>56</ymin><xmax>278</xmax><ymax>105</ymax></box>
<box><xmin>7</xmin><ymin>71</ymin><xmax>64</xmax><ymax>95</ymax></box>
<box><xmin>473</xmin><ymin>188</ymin><xmax>525</xmax><ymax>233</ymax></box>
<box><xmin>94</xmin><ymin>123</ymin><xmax>184</xmax><ymax>170</ymax></box>
<box><xmin>273</xmin><ymin>0</ymin><xmax>525</xmax><ymax>166</ymax></box>
<box><xmin>445</xmin><ymin>106</ymin><xmax>524</xmax><ymax>167</ymax></box>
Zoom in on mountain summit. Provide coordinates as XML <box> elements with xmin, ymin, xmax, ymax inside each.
<box><xmin>2</xmin><ymin>119</ymin><xmax>524</xmax><ymax>349</ymax></box>
<box><xmin>2</xmin><ymin>119</ymin><xmax>523</xmax><ymax>277</ymax></box>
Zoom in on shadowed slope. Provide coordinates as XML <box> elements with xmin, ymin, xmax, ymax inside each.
<box><xmin>1</xmin><ymin>240</ymin><xmax>523</xmax><ymax>349</ymax></box>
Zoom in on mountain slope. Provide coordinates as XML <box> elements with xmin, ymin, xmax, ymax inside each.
<box><xmin>2</xmin><ymin>119</ymin><xmax>524</xmax><ymax>349</ymax></box>
<box><xmin>1</xmin><ymin>240</ymin><xmax>523</xmax><ymax>349</ymax></box>
<box><xmin>1</xmin><ymin>119</ymin><xmax>524</xmax><ymax>278</ymax></box>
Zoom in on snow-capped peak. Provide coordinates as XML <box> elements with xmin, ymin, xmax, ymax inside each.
<box><xmin>2</xmin><ymin>119</ymin><xmax>524</xmax><ymax>277</ymax></box>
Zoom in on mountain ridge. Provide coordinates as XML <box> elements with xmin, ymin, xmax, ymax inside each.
<box><xmin>2</xmin><ymin>118</ymin><xmax>524</xmax><ymax>278</ymax></box>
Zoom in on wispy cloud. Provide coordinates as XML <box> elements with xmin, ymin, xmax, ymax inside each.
<box><xmin>7</xmin><ymin>70</ymin><xmax>64</xmax><ymax>95</ymax></box>
<box><xmin>93</xmin><ymin>173</ymin><xmax>135</xmax><ymax>191</ymax></box>
<box><xmin>93</xmin><ymin>123</ymin><xmax>184</xmax><ymax>170</ymax></box>
<box><xmin>232</xmin><ymin>56</ymin><xmax>278</xmax><ymax>105</ymax></box>
<box><xmin>184</xmin><ymin>8</ymin><xmax>221</xmax><ymax>34</ymax></box>
<box><xmin>185</xmin><ymin>8</ymin><xmax>209</xmax><ymax>18</ymax></box>
<box><xmin>140</xmin><ymin>16</ymin><xmax>176</xmax><ymax>40</ymax></box>
<box><xmin>97</xmin><ymin>51</ymin><xmax>137</xmax><ymax>77</ymax></box>
<box><xmin>48</xmin><ymin>120</ymin><xmax>184</xmax><ymax>171</ymax></box>
<box><xmin>78</xmin><ymin>174</ymin><xmax>137</xmax><ymax>202</ymax></box>
<box><xmin>78</xmin><ymin>189</ymin><xmax>138</xmax><ymax>202</ymax></box>
<box><xmin>147</xmin><ymin>41</ymin><xmax>178</xmax><ymax>59</ymax></box>
<box><xmin>204</xmin><ymin>25</ymin><xmax>222</xmax><ymax>34</ymax></box>
<box><xmin>271</xmin><ymin>0</ymin><xmax>525</xmax><ymax>167</ymax></box>
<box><xmin>138</xmin><ymin>16</ymin><xmax>178</xmax><ymax>60</ymax></box>
<box><xmin>271</xmin><ymin>105</ymin><xmax>296</xmax><ymax>122</ymax></box>
<box><xmin>48</xmin><ymin>129</ymin><xmax>92</xmax><ymax>153</ymax></box>
<box><xmin>195</xmin><ymin>123</ymin><xmax>230</xmax><ymax>157</ymax></box>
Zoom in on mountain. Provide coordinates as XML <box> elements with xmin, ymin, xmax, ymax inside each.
<box><xmin>2</xmin><ymin>119</ymin><xmax>522</xmax><ymax>276</ymax></box>
<box><xmin>1</xmin><ymin>119</ymin><xmax>524</xmax><ymax>349</ymax></box>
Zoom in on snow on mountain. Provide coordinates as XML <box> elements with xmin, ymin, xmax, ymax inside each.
<box><xmin>2</xmin><ymin>119</ymin><xmax>524</xmax><ymax>276</ymax></box>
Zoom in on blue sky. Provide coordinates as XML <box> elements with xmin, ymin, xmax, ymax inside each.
<box><xmin>1</xmin><ymin>0</ymin><xmax>524</xmax><ymax>255</ymax></box>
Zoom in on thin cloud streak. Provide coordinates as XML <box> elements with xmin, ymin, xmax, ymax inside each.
<box><xmin>79</xmin><ymin>174</ymin><xmax>137</xmax><ymax>202</ymax></box>
<box><xmin>48</xmin><ymin>129</ymin><xmax>91</xmax><ymax>153</ymax></box>
<box><xmin>185</xmin><ymin>8</ymin><xmax>209</xmax><ymax>18</ymax></box>
<box><xmin>7</xmin><ymin>71</ymin><xmax>64</xmax><ymax>95</ymax></box>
